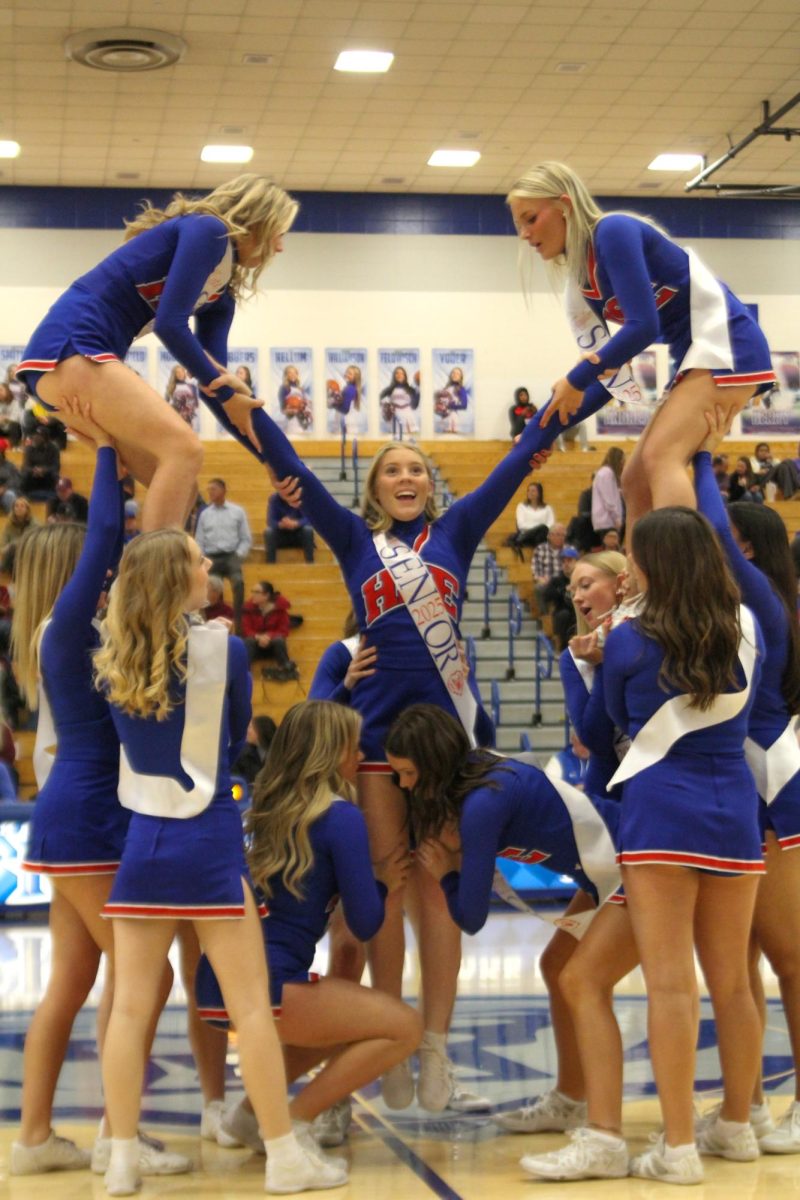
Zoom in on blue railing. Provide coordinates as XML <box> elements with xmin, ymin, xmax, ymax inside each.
<box><xmin>505</xmin><ymin>589</ymin><xmax>524</xmax><ymax>680</ymax></box>
<box><xmin>339</xmin><ymin>420</ymin><xmax>348</xmax><ymax>481</ymax></box>
<box><xmin>351</xmin><ymin>437</ymin><xmax>360</xmax><ymax>508</ymax></box>
<box><xmin>481</xmin><ymin>551</ymin><xmax>498</xmax><ymax>639</ymax></box>
<box><xmin>490</xmin><ymin>678</ymin><xmax>501</xmax><ymax>728</ymax></box>
<box><xmin>531</xmin><ymin>632</ymin><xmax>555</xmax><ymax>726</ymax></box>
<box><xmin>519</xmin><ymin>732</ymin><xmax>532</xmax><ymax>752</ymax></box>
<box><xmin>465</xmin><ymin>635</ymin><xmax>477</xmax><ymax>679</ymax></box>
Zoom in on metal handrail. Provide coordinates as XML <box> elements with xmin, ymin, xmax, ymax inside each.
<box><xmin>505</xmin><ymin>589</ymin><xmax>523</xmax><ymax>680</ymax></box>
<box><xmin>519</xmin><ymin>732</ymin><xmax>533</xmax><ymax>752</ymax></box>
<box><xmin>531</xmin><ymin>632</ymin><xmax>555</xmax><ymax>726</ymax></box>
<box><xmin>465</xmin><ymin>635</ymin><xmax>477</xmax><ymax>679</ymax></box>
<box><xmin>481</xmin><ymin>551</ymin><xmax>498</xmax><ymax>639</ymax></box>
<box><xmin>351</xmin><ymin>437</ymin><xmax>360</xmax><ymax>508</ymax></box>
<box><xmin>339</xmin><ymin>420</ymin><xmax>347</xmax><ymax>480</ymax></box>
<box><xmin>490</xmin><ymin>678</ymin><xmax>500</xmax><ymax>728</ymax></box>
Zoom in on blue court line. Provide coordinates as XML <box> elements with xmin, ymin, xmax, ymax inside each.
<box><xmin>352</xmin><ymin>1102</ymin><xmax>465</xmax><ymax>1200</ymax></box>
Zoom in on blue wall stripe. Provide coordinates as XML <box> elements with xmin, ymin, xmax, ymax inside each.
<box><xmin>0</xmin><ymin>185</ymin><xmax>796</xmax><ymax>240</ymax></box>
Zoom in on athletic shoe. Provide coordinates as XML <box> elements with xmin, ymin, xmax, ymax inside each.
<box><xmin>759</xmin><ymin>1101</ymin><xmax>800</xmax><ymax>1154</ymax></box>
<box><xmin>446</xmin><ymin>1084</ymin><xmax>492</xmax><ymax>1114</ymax></box>
<box><xmin>520</xmin><ymin>1127</ymin><xmax>629</xmax><ymax>1180</ymax></box>
<box><xmin>292</xmin><ymin>1121</ymin><xmax>347</xmax><ymax>1171</ymax></box>
<box><xmin>381</xmin><ymin>1060</ymin><xmax>414</xmax><ymax>1110</ymax></box>
<box><xmin>696</xmin><ymin>1116</ymin><xmax>759</xmax><ymax>1161</ymax></box>
<box><xmin>417</xmin><ymin>1034</ymin><xmax>452</xmax><ymax>1112</ymax></box>
<box><xmin>201</xmin><ymin>1099</ymin><xmax>225</xmax><ymax>1141</ymax></box>
<box><xmin>495</xmin><ymin>1088</ymin><xmax>587</xmax><ymax>1133</ymax></box>
<box><xmin>217</xmin><ymin>1098</ymin><xmax>265</xmax><ymax>1152</ymax></box>
<box><xmin>91</xmin><ymin>1133</ymin><xmax>191</xmax><ymax>1175</ymax></box>
<box><xmin>265</xmin><ymin>1145</ymin><xmax>348</xmax><ymax>1193</ymax></box>
<box><xmin>695</xmin><ymin>1099</ymin><xmax>774</xmax><ymax>1141</ymax></box>
<box><xmin>104</xmin><ymin>1160</ymin><xmax>141</xmax><ymax>1197</ymax></box>
<box><xmin>313</xmin><ymin>1100</ymin><xmax>352</xmax><ymax>1147</ymax></box>
<box><xmin>10</xmin><ymin>1131</ymin><xmax>91</xmax><ymax>1175</ymax></box>
<box><xmin>630</xmin><ymin>1136</ymin><xmax>704</xmax><ymax>1185</ymax></box>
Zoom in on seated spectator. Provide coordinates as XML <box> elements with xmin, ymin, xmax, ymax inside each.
<box><xmin>729</xmin><ymin>456</ymin><xmax>763</xmax><ymax>503</ymax></box>
<box><xmin>601</xmin><ymin>529</ymin><xmax>621</xmax><ymax>552</ymax></box>
<box><xmin>532</xmin><ymin>522</ymin><xmax>567</xmax><ymax>617</ymax></box>
<box><xmin>203</xmin><ymin>574</ymin><xmax>234</xmax><ymax>623</ymax></box>
<box><xmin>20</xmin><ymin>426</ymin><xmax>60</xmax><ymax>500</ymax></box>
<box><xmin>508</xmin><ymin>387</ymin><xmax>537</xmax><ymax>438</ymax></box>
<box><xmin>265</xmin><ymin>491</ymin><xmax>315</xmax><ymax>563</ymax></box>
<box><xmin>0</xmin><ymin>439</ymin><xmax>20</xmax><ymax>514</ymax></box>
<box><xmin>232</xmin><ymin>715</ymin><xmax>277</xmax><ymax>785</ymax></box>
<box><xmin>565</xmin><ymin>482</ymin><xmax>595</xmax><ymax>554</ymax></box>
<box><xmin>591</xmin><ymin>446</ymin><xmax>624</xmax><ymax>538</ymax></box>
<box><xmin>770</xmin><ymin>442</ymin><xmax>800</xmax><ymax>500</ymax></box>
<box><xmin>750</xmin><ymin>442</ymin><xmax>775</xmax><ymax>482</ymax></box>
<box><xmin>541</xmin><ymin>544</ymin><xmax>579</xmax><ymax>650</ymax></box>
<box><xmin>0</xmin><ymin>496</ymin><xmax>37</xmax><ymax>547</ymax></box>
<box><xmin>241</xmin><ymin>580</ymin><xmax>298</xmax><ymax>680</ymax></box>
<box><xmin>506</xmin><ymin>481</ymin><xmax>555</xmax><ymax>559</ymax></box>
<box><xmin>712</xmin><ymin>453</ymin><xmax>730</xmax><ymax>498</ymax></box>
<box><xmin>47</xmin><ymin>477</ymin><xmax>89</xmax><ymax>523</ymax></box>
<box><xmin>0</xmin><ymin>383</ymin><xmax>22</xmax><ymax>447</ymax></box>
<box><xmin>123</xmin><ymin>499</ymin><xmax>140</xmax><ymax>543</ymax></box>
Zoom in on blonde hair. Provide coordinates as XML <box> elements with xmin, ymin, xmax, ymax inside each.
<box><xmin>124</xmin><ymin>174</ymin><xmax>299</xmax><ymax>300</ymax></box>
<box><xmin>570</xmin><ymin>550</ymin><xmax>628</xmax><ymax>636</ymax></box>
<box><xmin>11</xmin><ymin>524</ymin><xmax>87</xmax><ymax>705</ymax></box>
<box><xmin>93</xmin><ymin>529</ymin><xmax>194</xmax><ymax>719</ymax></box>
<box><xmin>361</xmin><ymin>441</ymin><xmax>438</xmax><ymax>533</ymax></box>
<box><xmin>246</xmin><ymin>701</ymin><xmax>362</xmax><ymax>899</ymax></box>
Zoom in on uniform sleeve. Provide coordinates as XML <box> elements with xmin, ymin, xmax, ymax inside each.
<box><xmin>567</xmin><ymin>216</ymin><xmax>661</xmax><ymax>392</ymax></box>
<box><xmin>602</xmin><ymin>626</ymin><xmax>632</xmax><ymax>735</ymax></box>
<box><xmin>226</xmin><ymin>635</ymin><xmax>252</xmax><ymax>764</ymax></box>
<box><xmin>308</xmin><ymin>643</ymin><xmax>352</xmax><ymax>704</ymax></box>
<box><xmin>439</xmin><ymin>785</ymin><xmax>512</xmax><ymax>934</ymax></box>
<box><xmin>194</xmin><ymin>292</ymin><xmax>235</xmax><ymax>373</ymax></box>
<box><xmin>327</xmin><ymin>804</ymin><xmax>387</xmax><ymax>940</ymax></box>
<box><xmin>560</xmin><ymin>648</ymin><xmax>617</xmax><ymax>756</ymax></box>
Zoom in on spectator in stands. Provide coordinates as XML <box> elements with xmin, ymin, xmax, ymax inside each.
<box><xmin>591</xmin><ymin>446</ymin><xmax>624</xmax><ymax>537</ymax></box>
<box><xmin>566</xmin><ymin>480</ymin><xmax>595</xmax><ymax>554</ymax></box>
<box><xmin>542</xmin><ymin>544</ymin><xmax>579</xmax><ymax>650</ymax></box>
<box><xmin>750</xmin><ymin>442</ymin><xmax>775</xmax><ymax>481</ymax></box>
<box><xmin>507</xmin><ymin>481</ymin><xmax>555</xmax><ymax>559</ymax></box>
<box><xmin>712</xmin><ymin>453</ymin><xmax>730</xmax><ymax>498</ymax></box>
<box><xmin>203</xmin><ymin>574</ymin><xmax>234</xmax><ymax>623</ymax></box>
<box><xmin>532</xmin><ymin>522</ymin><xmax>567</xmax><ymax>617</ymax></box>
<box><xmin>48</xmin><ymin>477</ymin><xmax>89</xmax><ymax>524</ymax></box>
<box><xmin>20</xmin><ymin>427</ymin><xmax>60</xmax><ymax>500</ymax></box>
<box><xmin>601</xmin><ymin>529</ymin><xmax>621</xmax><ymax>552</ymax></box>
<box><xmin>232</xmin><ymin>715</ymin><xmax>277</xmax><ymax>785</ymax></box>
<box><xmin>729</xmin><ymin>456</ymin><xmax>763</xmax><ymax>503</ymax></box>
<box><xmin>194</xmin><ymin>477</ymin><xmax>251</xmax><ymax>633</ymax></box>
<box><xmin>265</xmin><ymin>491</ymin><xmax>315</xmax><ymax>563</ymax></box>
<box><xmin>0</xmin><ymin>383</ymin><xmax>22</xmax><ymax>447</ymax></box>
<box><xmin>1</xmin><ymin>496</ymin><xmax>37</xmax><ymax>548</ymax></box>
<box><xmin>123</xmin><ymin>499</ymin><xmax>140</xmax><ymax>544</ymax></box>
<box><xmin>241</xmin><ymin>580</ymin><xmax>298</xmax><ymax>680</ymax></box>
<box><xmin>508</xmin><ymin>387</ymin><xmax>537</xmax><ymax>438</ymax></box>
<box><xmin>0</xmin><ymin>439</ymin><xmax>20</xmax><ymax>514</ymax></box>
<box><xmin>769</xmin><ymin>442</ymin><xmax>800</xmax><ymax>500</ymax></box>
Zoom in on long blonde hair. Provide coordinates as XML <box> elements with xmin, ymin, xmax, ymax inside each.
<box><xmin>11</xmin><ymin>523</ymin><xmax>87</xmax><ymax>706</ymax></box>
<box><xmin>570</xmin><ymin>550</ymin><xmax>628</xmax><ymax>636</ymax></box>
<box><xmin>246</xmin><ymin>701</ymin><xmax>362</xmax><ymax>899</ymax></box>
<box><xmin>124</xmin><ymin>174</ymin><xmax>299</xmax><ymax>299</ymax></box>
<box><xmin>361</xmin><ymin>442</ymin><xmax>438</xmax><ymax>533</ymax></box>
<box><xmin>93</xmin><ymin>529</ymin><xmax>194</xmax><ymax>719</ymax></box>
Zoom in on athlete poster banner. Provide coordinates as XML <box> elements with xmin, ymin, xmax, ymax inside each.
<box><xmin>432</xmin><ymin>349</ymin><xmax>474</xmax><ymax>436</ymax></box>
<box><xmin>0</xmin><ymin>345</ymin><xmax>28</xmax><ymax>406</ymax></box>
<box><xmin>741</xmin><ymin>351</ymin><xmax>800</xmax><ymax>436</ymax></box>
<box><xmin>124</xmin><ymin>345</ymin><xmax>149</xmax><ymax>382</ymax></box>
<box><xmin>326</xmin><ymin>347</ymin><xmax>368</xmax><ymax>436</ymax></box>
<box><xmin>157</xmin><ymin>347</ymin><xmax>200</xmax><ymax>432</ymax></box>
<box><xmin>377</xmin><ymin>348</ymin><xmax>419</xmax><ymax>438</ymax></box>
<box><xmin>270</xmin><ymin>347</ymin><xmax>313</xmax><ymax>436</ymax></box>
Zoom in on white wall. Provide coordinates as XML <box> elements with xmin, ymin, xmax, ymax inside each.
<box><xmin>1</xmin><ymin>228</ymin><xmax>797</xmax><ymax>441</ymax></box>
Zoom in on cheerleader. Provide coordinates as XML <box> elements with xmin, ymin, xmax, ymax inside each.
<box><xmin>196</xmin><ymin>701</ymin><xmax>421</xmax><ymax>1152</ymax></box>
<box><xmin>507</xmin><ymin>162</ymin><xmax>775</xmax><ymax>527</ymax></box>
<box><xmin>380</xmin><ymin>366</ymin><xmax>418</xmax><ymax>437</ymax></box>
<box><xmin>18</xmin><ymin>175</ymin><xmax>296</xmax><ymax>529</ymax></box>
<box><xmin>93</xmin><ymin>530</ymin><xmax>346</xmax><ymax>1196</ymax></box>
<box><xmin>434</xmin><ymin>367</ymin><xmax>468</xmax><ymax>434</ymax></box>
<box><xmin>165</xmin><ymin>364</ymin><xmax>199</xmax><ymax>430</ymax></box>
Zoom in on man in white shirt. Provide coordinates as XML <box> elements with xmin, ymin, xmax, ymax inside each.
<box><xmin>195</xmin><ymin>477</ymin><xmax>252</xmax><ymax>634</ymax></box>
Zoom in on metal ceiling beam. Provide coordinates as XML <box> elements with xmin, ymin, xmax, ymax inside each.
<box><xmin>685</xmin><ymin>92</ymin><xmax>800</xmax><ymax>196</ymax></box>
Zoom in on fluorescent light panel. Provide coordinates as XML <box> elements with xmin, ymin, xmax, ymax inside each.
<box><xmin>201</xmin><ymin>144</ymin><xmax>254</xmax><ymax>164</ymax></box>
<box><xmin>648</xmin><ymin>153</ymin><xmax>704</xmax><ymax>172</ymax></box>
<box><xmin>334</xmin><ymin>50</ymin><xmax>393</xmax><ymax>73</ymax></box>
<box><xmin>0</xmin><ymin>141</ymin><xmax>20</xmax><ymax>158</ymax></box>
<box><xmin>428</xmin><ymin>149</ymin><xmax>481</xmax><ymax>168</ymax></box>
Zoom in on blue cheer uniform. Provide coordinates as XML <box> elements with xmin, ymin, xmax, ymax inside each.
<box><xmin>560</xmin><ymin>647</ymin><xmax>624</xmax><ymax>797</ymax></box>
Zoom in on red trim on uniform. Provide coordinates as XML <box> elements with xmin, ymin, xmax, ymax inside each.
<box><xmin>778</xmin><ymin>833</ymin><xmax>800</xmax><ymax>852</ymax></box>
<box><xmin>24</xmin><ymin>859</ymin><xmax>120</xmax><ymax>876</ymax></box>
<box><xmin>257</xmin><ymin>901</ymin><xmax>269</xmax><ymax>917</ymax></box>
<box><xmin>357</xmin><ymin>761</ymin><xmax>393</xmax><ymax>775</ymax></box>
<box><xmin>607</xmin><ymin>891</ymin><xmax>627</xmax><ymax>906</ymax></box>
<box><xmin>413</xmin><ymin>525</ymin><xmax>431</xmax><ymax>553</ymax></box>
<box><xmin>103</xmin><ymin>902</ymin><xmax>248</xmax><ymax>918</ymax></box>
<box><xmin>581</xmin><ymin>245</ymin><xmax>602</xmax><ymax>301</ymax></box>
<box><xmin>18</xmin><ymin>359</ymin><xmax>57</xmax><ymax>372</ymax></box>
<box><xmin>713</xmin><ymin>370</ymin><xmax>776</xmax><ymax>387</ymax></box>
<box><xmin>198</xmin><ymin>1004</ymin><xmax>282</xmax><ymax>1021</ymax></box>
<box><xmin>619</xmin><ymin>849</ymin><xmax>765</xmax><ymax>873</ymax></box>
<box><xmin>89</xmin><ymin>353</ymin><xmax>120</xmax><ymax>363</ymax></box>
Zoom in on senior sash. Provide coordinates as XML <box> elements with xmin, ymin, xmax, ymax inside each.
<box><xmin>564</xmin><ymin>276</ymin><xmax>643</xmax><ymax>407</ymax></box>
<box><xmin>745</xmin><ymin>719</ymin><xmax>800</xmax><ymax>806</ymax></box>
<box><xmin>118</xmin><ymin>622</ymin><xmax>229</xmax><ymax>819</ymax></box>
<box><xmin>372</xmin><ymin>531</ymin><xmax>478</xmax><ymax>745</ymax></box>
<box><xmin>609</xmin><ymin>605</ymin><xmax>758</xmax><ymax>789</ymax></box>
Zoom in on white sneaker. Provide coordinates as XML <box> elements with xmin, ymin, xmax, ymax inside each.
<box><xmin>696</xmin><ymin>1115</ymin><xmax>759</xmax><ymax>1161</ymax></box>
<box><xmin>759</xmin><ymin>1101</ymin><xmax>800</xmax><ymax>1154</ymax></box>
<box><xmin>447</xmin><ymin>1085</ymin><xmax>492</xmax><ymax>1114</ymax></box>
<box><xmin>217</xmin><ymin>1098</ymin><xmax>265</xmax><ymax>1153</ymax></box>
<box><xmin>92</xmin><ymin>1132</ymin><xmax>191</xmax><ymax>1175</ymax></box>
<box><xmin>695</xmin><ymin>1099</ymin><xmax>774</xmax><ymax>1141</ymax></box>
<box><xmin>520</xmin><ymin>1127</ymin><xmax>629</xmax><ymax>1180</ymax></box>
<box><xmin>201</xmin><ymin>1099</ymin><xmax>225</xmax><ymax>1141</ymax></box>
<box><xmin>10</xmin><ymin>1131</ymin><xmax>91</xmax><ymax>1175</ymax></box>
<box><xmin>381</xmin><ymin>1060</ymin><xmax>414</xmax><ymax>1110</ymax></box>
<box><xmin>417</xmin><ymin>1034</ymin><xmax>452</xmax><ymax>1113</ymax></box>
<box><xmin>312</xmin><ymin>1100</ymin><xmax>352</xmax><ymax>1147</ymax></box>
<box><xmin>265</xmin><ymin>1145</ymin><xmax>348</xmax><ymax>1193</ymax></box>
<box><xmin>104</xmin><ymin>1160</ymin><xmax>141</xmax><ymax>1196</ymax></box>
<box><xmin>495</xmin><ymin>1089</ymin><xmax>587</xmax><ymax>1133</ymax></box>
<box><xmin>292</xmin><ymin>1121</ymin><xmax>347</xmax><ymax>1171</ymax></box>
<box><xmin>630</xmin><ymin>1135</ymin><xmax>704</xmax><ymax>1185</ymax></box>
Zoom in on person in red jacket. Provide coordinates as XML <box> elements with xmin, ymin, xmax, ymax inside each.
<box><xmin>240</xmin><ymin>580</ymin><xmax>298</xmax><ymax>679</ymax></box>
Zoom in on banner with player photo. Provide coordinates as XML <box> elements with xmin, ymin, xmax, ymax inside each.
<box><xmin>270</xmin><ymin>347</ymin><xmax>313</xmax><ymax>436</ymax></box>
<box><xmin>741</xmin><ymin>351</ymin><xmax>800</xmax><ymax>436</ymax></box>
<box><xmin>0</xmin><ymin>345</ymin><xmax>31</xmax><ymax>437</ymax></box>
<box><xmin>594</xmin><ymin>349</ymin><xmax>655</xmax><ymax>435</ymax></box>
<box><xmin>326</xmin><ymin>348</ymin><xmax>368</xmax><ymax>436</ymax></box>
<box><xmin>377</xmin><ymin>349</ymin><xmax>419</xmax><ymax>438</ymax></box>
<box><xmin>124</xmin><ymin>345</ymin><xmax>149</xmax><ymax>382</ymax></box>
<box><xmin>157</xmin><ymin>347</ymin><xmax>201</xmax><ymax>432</ymax></box>
<box><xmin>432</xmin><ymin>349</ymin><xmax>474</xmax><ymax>436</ymax></box>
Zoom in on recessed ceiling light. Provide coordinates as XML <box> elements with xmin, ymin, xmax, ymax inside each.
<box><xmin>200</xmin><ymin>144</ymin><xmax>254</xmax><ymax>164</ymax></box>
<box><xmin>556</xmin><ymin>62</ymin><xmax>587</xmax><ymax>73</ymax></box>
<box><xmin>334</xmin><ymin>50</ymin><xmax>393</xmax><ymax>73</ymax></box>
<box><xmin>0</xmin><ymin>141</ymin><xmax>20</xmax><ymax>158</ymax></box>
<box><xmin>242</xmin><ymin>53</ymin><xmax>273</xmax><ymax>65</ymax></box>
<box><xmin>648</xmin><ymin>153</ymin><xmax>704</xmax><ymax>172</ymax></box>
<box><xmin>428</xmin><ymin>149</ymin><xmax>481</xmax><ymax>168</ymax></box>
<box><xmin>116</xmin><ymin>171</ymin><xmax>141</xmax><ymax>180</ymax></box>
<box><xmin>381</xmin><ymin>176</ymin><xmax>405</xmax><ymax>185</ymax></box>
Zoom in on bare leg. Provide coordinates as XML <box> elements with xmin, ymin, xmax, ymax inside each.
<box><xmin>752</xmin><ymin>835</ymin><xmax>800</xmax><ymax>1102</ymax></box>
<box><xmin>539</xmin><ymin>889</ymin><xmax>597</xmax><ymax>1102</ymax></box>
<box><xmin>405</xmin><ymin>862</ymin><xmax>461</xmax><ymax>1034</ymax></box>
<box><xmin>177</xmin><ymin>924</ymin><xmax>227</xmax><ymax>1105</ymax></box>
<box><xmin>359</xmin><ymin>773</ymin><xmax>409</xmax><ymax>1001</ymax></box>
<box><xmin>747</xmin><ymin>931</ymin><xmax>766</xmax><ymax>1106</ymax></box>
<box><xmin>326</xmin><ymin>903</ymin><xmax>366</xmax><ymax>984</ymax></box>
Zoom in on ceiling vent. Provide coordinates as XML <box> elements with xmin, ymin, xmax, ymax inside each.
<box><xmin>64</xmin><ymin>27</ymin><xmax>186</xmax><ymax>72</ymax></box>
